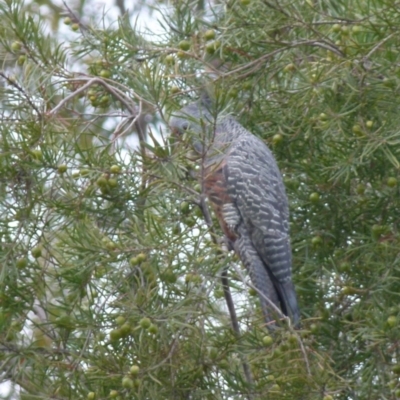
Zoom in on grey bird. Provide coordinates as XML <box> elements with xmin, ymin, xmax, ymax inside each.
<box><xmin>170</xmin><ymin>98</ymin><xmax>300</xmax><ymax>327</ymax></box>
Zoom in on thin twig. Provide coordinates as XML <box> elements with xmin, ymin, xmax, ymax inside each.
<box><xmin>365</xmin><ymin>32</ymin><xmax>395</xmax><ymax>60</ymax></box>
<box><xmin>197</xmin><ymin>188</ymin><xmax>255</xmax><ymax>397</ymax></box>
<box><xmin>0</xmin><ymin>72</ymin><xmax>43</xmax><ymax>119</ymax></box>
<box><xmin>111</xmin><ymin>109</ymin><xmax>141</xmax><ymax>143</ymax></box>
<box><xmin>62</xmin><ymin>1</ymin><xmax>89</xmax><ymax>32</ymax></box>
<box><xmin>219</xmin><ymin>39</ymin><xmax>344</xmax><ymax>80</ymax></box>
<box><xmin>49</xmin><ymin>77</ymin><xmax>135</xmax><ymax>115</ymax></box>
<box><xmin>71</xmin><ymin>288</ymin><xmax>119</xmax><ymax>371</ymax></box>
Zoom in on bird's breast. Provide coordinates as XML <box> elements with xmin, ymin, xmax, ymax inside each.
<box><xmin>203</xmin><ymin>164</ymin><xmax>237</xmax><ymax>242</ymax></box>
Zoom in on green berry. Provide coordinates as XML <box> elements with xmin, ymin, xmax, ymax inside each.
<box><xmin>122</xmin><ymin>376</ymin><xmax>134</xmax><ymax>389</ymax></box>
<box><xmin>208</xmin><ymin>347</ymin><xmax>218</xmax><ymax>360</ymax></box>
<box><xmin>137</xmin><ymin>253</ymin><xmax>147</xmax><ymax>263</ymax></box>
<box><xmin>148</xmin><ymin>324</ymin><xmax>158</xmax><ymax>334</ymax></box>
<box><xmin>63</xmin><ymin>17</ymin><xmax>72</xmax><ymax>25</ymax></box>
<box><xmin>262</xmin><ymin>335</ymin><xmax>273</xmax><ymax>346</ymax></box>
<box><xmin>387</xmin><ymin>177</ymin><xmax>397</xmax><ymax>188</ymax></box>
<box><xmin>366</xmin><ymin>120</ymin><xmax>373</xmax><ymax>128</ymax></box>
<box><xmin>71</xmin><ymin>23</ymin><xmax>80</xmax><ymax>31</ymax></box>
<box><xmin>165</xmin><ymin>55</ymin><xmax>175</xmax><ymax>65</ymax></box>
<box><xmin>212</xmin><ymin>40</ymin><xmax>221</xmax><ymax>50</ymax></box>
<box><xmin>162</xmin><ymin>271</ymin><xmax>177</xmax><ymax>283</ymax></box>
<box><xmin>57</xmin><ymin>164</ymin><xmax>67</xmax><ymax>174</ymax></box>
<box><xmin>356</xmin><ymin>184</ymin><xmax>365</xmax><ymax>195</ymax></box>
<box><xmin>205</xmin><ymin>43</ymin><xmax>216</xmax><ymax>54</ymax></box>
<box><xmin>311</xmin><ymin>236</ymin><xmax>323</xmax><ymax>246</ymax></box>
<box><xmin>80</xmin><ymin>169</ymin><xmax>90</xmax><ymax>176</ymax></box>
<box><xmin>130</xmin><ymin>365</ymin><xmax>140</xmax><ymax>376</ymax></box>
<box><xmin>110</xmin><ymin>165</ymin><xmax>121</xmax><ymax>174</ymax></box>
<box><xmin>388</xmin><ymin>380</ymin><xmax>397</xmax><ymax>390</ymax></box>
<box><xmin>392</xmin><ymin>364</ymin><xmax>400</xmax><ymax>374</ymax></box>
<box><xmin>341</xmin><ymin>25</ymin><xmax>349</xmax><ymax>35</ymax></box>
<box><xmin>309</xmin><ymin>192</ymin><xmax>320</xmax><ymax>203</ymax></box>
<box><xmin>119</xmin><ymin>323</ymin><xmax>131</xmax><ymax>337</ymax></box>
<box><xmin>109</xmin><ymin>329</ymin><xmax>122</xmax><ymax>342</ymax></box>
<box><xmin>105</xmin><ymin>241</ymin><xmax>117</xmax><ymax>251</ymax></box>
<box><xmin>129</xmin><ymin>256</ymin><xmax>139</xmax><ymax>266</ymax></box>
<box><xmin>99</xmin><ymin>95</ymin><xmax>110</xmax><ymax>105</ymax></box>
<box><xmin>283</xmin><ymin>63</ymin><xmax>295</xmax><ymax>73</ymax></box>
<box><xmin>96</xmin><ymin>176</ymin><xmax>108</xmax><ymax>187</ymax></box>
<box><xmin>108</xmin><ymin>178</ymin><xmax>118</xmax><ymax>188</ymax></box>
<box><xmin>115</xmin><ymin>316</ymin><xmax>126</xmax><ymax>326</ymax></box>
<box><xmin>270</xmin><ymin>384</ymin><xmax>280</xmax><ymax>392</ymax></box>
<box><xmin>383</xmin><ymin>78</ymin><xmax>396</xmax><ymax>88</ymax></box>
<box><xmin>87</xmin><ymin>392</ymin><xmax>96</xmax><ymax>400</ymax></box>
<box><xmin>178</xmin><ymin>40</ymin><xmax>191</xmax><ymax>51</ymax></box>
<box><xmin>31</xmin><ymin>246</ymin><xmax>42</xmax><ymax>259</ymax></box>
<box><xmin>371</xmin><ymin>224</ymin><xmax>383</xmax><ymax>238</ymax></box>
<box><xmin>99</xmin><ymin>70</ymin><xmax>111</xmax><ymax>78</ymax></box>
<box><xmin>185</xmin><ymin>217</ymin><xmax>196</xmax><ymax>227</ymax></box>
<box><xmin>352</xmin><ymin>124</ymin><xmax>363</xmax><ymax>136</ymax></box>
<box><xmin>319</xmin><ymin>113</ymin><xmax>328</xmax><ymax>121</ymax></box>
<box><xmin>204</xmin><ymin>29</ymin><xmax>216</xmax><ymax>41</ymax></box>
<box><xmin>272</xmin><ymin>134</ymin><xmax>283</xmax><ymax>146</ymax></box>
<box><xmin>16</xmin><ymin>258</ymin><xmax>28</xmax><ymax>268</ymax></box>
<box><xmin>339</xmin><ymin>262</ymin><xmax>351</xmax><ymax>273</ymax></box>
<box><xmin>228</xmin><ymin>88</ymin><xmax>238</xmax><ymax>99</ymax></box>
<box><xmin>11</xmin><ymin>41</ymin><xmax>22</xmax><ymax>52</ymax></box>
<box><xmin>342</xmin><ymin>286</ymin><xmax>358</xmax><ymax>295</ymax></box>
<box><xmin>139</xmin><ymin>317</ymin><xmax>151</xmax><ymax>329</ymax></box>
<box><xmin>288</xmin><ymin>333</ymin><xmax>298</xmax><ymax>345</ymax></box>
<box><xmin>31</xmin><ymin>149</ymin><xmax>42</xmax><ymax>160</ymax></box>
<box><xmin>171</xmin><ymin>86</ymin><xmax>180</xmax><ymax>94</ymax></box>
<box><xmin>387</xmin><ymin>315</ymin><xmax>397</xmax><ymax>327</ymax></box>
<box><xmin>249</xmin><ymin>288</ymin><xmax>257</xmax><ymax>296</ymax></box>
<box><xmin>17</xmin><ymin>55</ymin><xmax>26</xmax><ymax>65</ymax></box>
<box><xmin>109</xmin><ymin>390</ymin><xmax>118</xmax><ymax>398</ymax></box>
<box><xmin>180</xmin><ymin>201</ymin><xmax>190</xmax><ymax>214</ymax></box>
<box><xmin>89</xmin><ymin>96</ymin><xmax>98</xmax><ymax>106</ymax></box>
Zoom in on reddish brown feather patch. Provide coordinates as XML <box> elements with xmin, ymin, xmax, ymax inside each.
<box><xmin>203</xmin><ymin>164</ymin><xmax>237</xmax><ymax>242</ymax></box>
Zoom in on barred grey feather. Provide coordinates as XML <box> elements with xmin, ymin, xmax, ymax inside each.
<box><xmin>170</xmin><ymin>100</ymin><xmax>300</xmax><ymax>327</ymax></box>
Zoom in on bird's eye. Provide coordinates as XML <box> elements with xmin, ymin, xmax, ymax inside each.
<box><xmin>174</xmin><ymin>123</ymin><xmax>189</xmax><ymax>136</ymax></box>
<box><xmin>171</xmin><ymin>124</ymin><xmax>187</xmax><ymax>137</ymax></box>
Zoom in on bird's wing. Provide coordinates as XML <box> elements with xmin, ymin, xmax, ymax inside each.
<box><xmin>233</xmin><ymin>223</ymin><xmax>281</xmax><ymax>326</ymax></box>
<box><xmin>224</xmin><ymin>134</ymin><xmax>300</xmax><ymax>324</ymax></box>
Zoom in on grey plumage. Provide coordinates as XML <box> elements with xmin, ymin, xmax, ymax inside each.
<box><xmin>170</xmin><ymin>100</ymin><xmax>300</xmax><ymax>327</ymax></box>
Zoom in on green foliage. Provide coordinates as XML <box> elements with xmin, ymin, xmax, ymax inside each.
<box><xmin>1</xmin><ymin>0</ymin><xmax>400</xmax><ymax>399</ymax></box>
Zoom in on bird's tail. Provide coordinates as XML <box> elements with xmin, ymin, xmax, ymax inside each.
<box><xmin>276</xmin><ymin>280</ymin><xmax>301</xmax><ymax>327</ymax></box>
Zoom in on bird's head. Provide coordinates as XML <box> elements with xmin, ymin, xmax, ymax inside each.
<box><xmin>169</xmin><ymin>99</ymin><xmax>217</xmax><ymax>153</ymax></box>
